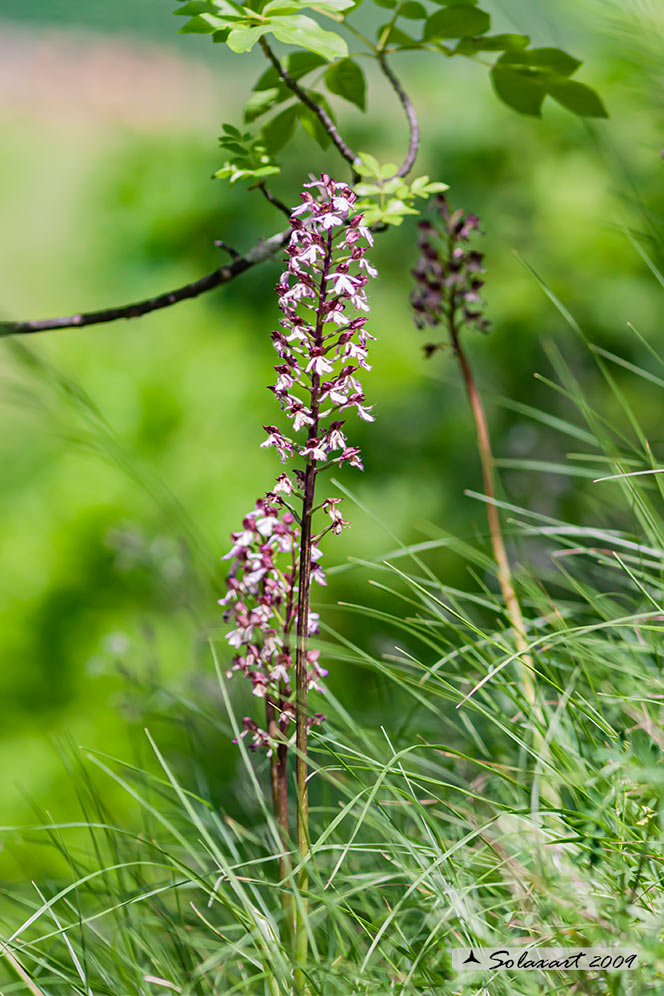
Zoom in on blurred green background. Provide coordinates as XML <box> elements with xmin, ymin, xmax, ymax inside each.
<box><xmin>1</xmin><ymin>0</ymin><xmax>663</xmax><ymax>875</ymax></box>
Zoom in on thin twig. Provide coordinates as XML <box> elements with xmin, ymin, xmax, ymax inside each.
<box><xmin>213</xmin><ymin>239</ymin><xmax>240</xmax><ymax>259</ymax></box>
<box><xmin>1</xmin><ymin>214</ymin><xmax>392</xmax><ymax>340</ymax></box>
<box><xmin>2</xmin><ymin>51</ymin><xmax>413</xmax><ymax>340</ymax></box>
<box><xmin>259</xmin><ymin>36</ymin><xmax>359</xmax><ymax>179</ymax></box>
<box><xmin>377</xmin><ymin>53</ymin><xmax>419</xmax><ymax>178</ymax></box>
<box><xmin>0</xmin><ymin>230</ymin><xmax>289</xmax><ymax>336</ymax></box>
<box><xmin>256</xmin><ymin>182</ymin><xmax>292</xmax><ymax>220</ymax></box>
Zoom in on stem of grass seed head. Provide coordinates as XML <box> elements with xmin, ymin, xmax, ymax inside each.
<box><xmin>449</xmin><ymin>320</ymin><xmax>560</xmax><ymax>796</ymax></box>
<box><xmin>447</xmin><ymin>303</ymin><xmax>537</xmax><ymax>709</ymax></box>
<box><xmin>447</xmin><ymin>323</ymin><xmax>558</xmax><ymax>795</ymax></box>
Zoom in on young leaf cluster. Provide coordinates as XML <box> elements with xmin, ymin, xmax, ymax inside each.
<box><xmin>215</xmin><ymin>124</ymin><xmax>281</xmax><ymax>183</ymax></box>
<box><xmin>353</xmin><ymin>153</ymin><xmax>448</xmax><ymax>225</ymax></box>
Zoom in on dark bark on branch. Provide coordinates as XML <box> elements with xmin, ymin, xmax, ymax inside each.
<box><xmin>257</xmin><ymin>182</ymin><xmax>292</xmax><ymax>219</ymax></box>
<box><xmin>1</xmin><ymin>57</ymin><xmax>416</xmax><ymax>340</ymax></box>
<box><xmin>258</xmin><ymin>36</ymin><xmax>359</xmax><ymax>179</ymax></box>
<box><xmin>214</xmin><ymin>239</ymin><xmax>240</xmax><ymax>259</ymax></box>
<box><xmin>0</xmin><ymin>229</ymin><xmax>289</xmax><ymax>337</ymax></box>
<box><xmin>377</xmin><ymin>53</ymin><xmax>420</xmax><ymax>178</ymax></box>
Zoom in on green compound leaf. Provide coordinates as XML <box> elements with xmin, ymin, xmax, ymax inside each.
<box><xmin>227</xmin><ymin>24</ymin><xmax>269</xmax><ymax>52</ymax></box>
<box><xmin>424</xmin><ymin>5</ymin><xmax>490</xmax><ymax>41</ymax></box>
<box><xmin>547</xmin><ymin>77</ymin><xmax>608</xmax><ymax>117</ymax></box>
<box><xmin>491</xmin><ymin>48</ymin><xmax>607</xmax><ymax>118</ymax></box>
<box><xmin>214</xmin><ymin>162</ymin><xmax>281</xmax><ymax>182</ymax></box>
<box><xmin>174</xmin><ymin>0</ymin><xmax>244</xmax><ymax>11</ymax></box>
<box><xmin>297</xmin><ymin>92</ymin><xmax>336</xmax><ymax>147</ymax></box>
<box><xmin>355</xmin><ymin>151</ymin><xmax>382</xmax><ymax>176</ymax></box>
<box><xmin>303</xmin><ymin>0</ymin><xmax>356</xmax><ymax>9</ymax></box>
<box><xmin>220</xmin><ymin>123</ymin><xmax>244</xmax><ymax>138</ymax></box>
<box><xmin>455</xmin><ymin>32</ymin><xmax>529</xmax><ymax>54</ymax></box>
<box><xmin>174</xmin><ymin>0</ymin><xmax>246</xmax><ymax>31</ymax></box>
<box><xmin>269</xmin><ymin>15</ymin><xmax>348</xmax><ymax>61</ymax></box>
<box><xmin>409</xmin><ymin>175</ymin><xmax>449</xmax><ymax>196</ymax></box>
<box><xmin>490</xmin><ymin>64</ymin><xmax>545</xmax><ymax>116</ymax></box>
<box><xmin>263</xmin><ymin>0</ymin><xmax>303</xmax><ymax>12</ymax></box>
<box><xmin>399</xmin><ymin>1</ymin><xmax>427</xmax><ymax>17</ymax></box>
<box><xmin>244</xmin><ymin>86</ymin><xmax>289</xmax><ymax>122</ymax></box>
<box><xmin>261</xmin><ymin>105</ymin><xmax>299</xmax><ymax>152</ymax></box>
<box><xmin>181</xmin><ymin>2</ymin><xmax>348</xmax><ymax>58</ymax></box>
<box><xmin>263</xmin><ymin>0</ymin><xmax>355</xmax><ymax>12</ymax></box>
<box><xmin>297</xmin><ymin>107</ymin><xmax>330</xmax><ymax>148</ymax></box>
<box><xmin>354</xmin><ymin>163</ymin><xmax>449</xmax><ymax>225</ymax></box>
<box><xmin>357</xmin><ymin>198</ymin><xmax>418</xmax><ymax>225</ymax></box>
<box><xmin>178</xmin><ymin>12</ymin><xmax>233</xmax><ymax>32</ymax></box>
<box><xmin>498</xmin><ymin>46</ymin><xmax>582</xmax><ymax>76</ymax></box>
<box><xmin>324</xmin><ymin>58</ymin><xmax>367</xmax><ymax>110</ymax></box>
<box><xmin>214</xmin><ymin>127</ymin><xmax>281</xmax><ymax>184</ymax></box>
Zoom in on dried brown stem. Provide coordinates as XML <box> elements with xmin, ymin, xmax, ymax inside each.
<box><xmin>449</xmin><ymin>318</ymin><xmax>536</xmax><ymax>706</ymax></box>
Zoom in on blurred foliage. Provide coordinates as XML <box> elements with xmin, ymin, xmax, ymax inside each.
<box><xmin>1</xmin><ymin>0</ymin><xmax>664</xmax><ymax>878</ymax></box>
<box><xmin>0</xmin><ymin>0</ymin><xmax>179</xmax><ymax>40</ymax></box>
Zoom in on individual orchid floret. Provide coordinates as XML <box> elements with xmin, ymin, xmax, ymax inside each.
<box><xmin>338</xmin><ymin>446</ymin><xmax>364</xmax><ymax>470</ymax></box>
<box><xmin>326</xmin><ymin>422</ymin><xmax>346</xmax><ymax>451</ymax></box>
<box><xmin>273</xmin><ymin>473</ymin><xmax>294</xmax><ymax>495</ymax></box>
<box><xmin>261</xmin><ymin>425</ymin><xmax>293</xmax><ymax>462</ymax></box>
<box><xmin>300</xmin><ymin>438</ymin><xmax>328</xmax><ymax>462</ymax></box>
<box><xmin>322</xmin><ymin>498</ymin><xmax>348</xmax><ymax>535</ymax></box>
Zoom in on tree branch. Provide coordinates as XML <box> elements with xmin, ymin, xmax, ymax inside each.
<box><xmin>1</xmin><ymin>54</ymin><xmax>418</xmax><ymax>341</ymax></box>
<box><xmin>377</xmin><ymin>53</ymin><xmax>419</xmax><ymax>178</ymax></box>
<box><xmin>258</xmin><ymin>37</ymin><xmax>359</xmax><ymax>179</ymax></box>
<box><xmin>0</xmin><ymin>229</ymin><xmax>289</xmax><ymax>337</ymax></box>
<box><xmin>256</xmin><ymin>181</ymin><xmax>292</xmax><ymax>220</ymax></box>
<box><xmin>214</xmin><ymin>239</ymin><xmax>240</xmax><ymax>259</ymax></box>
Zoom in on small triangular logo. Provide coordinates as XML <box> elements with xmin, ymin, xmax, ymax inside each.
<box><xmin>463</xmin><ymin>950</ymin><xmax>481</xmax><ymax>965</ymax></box>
